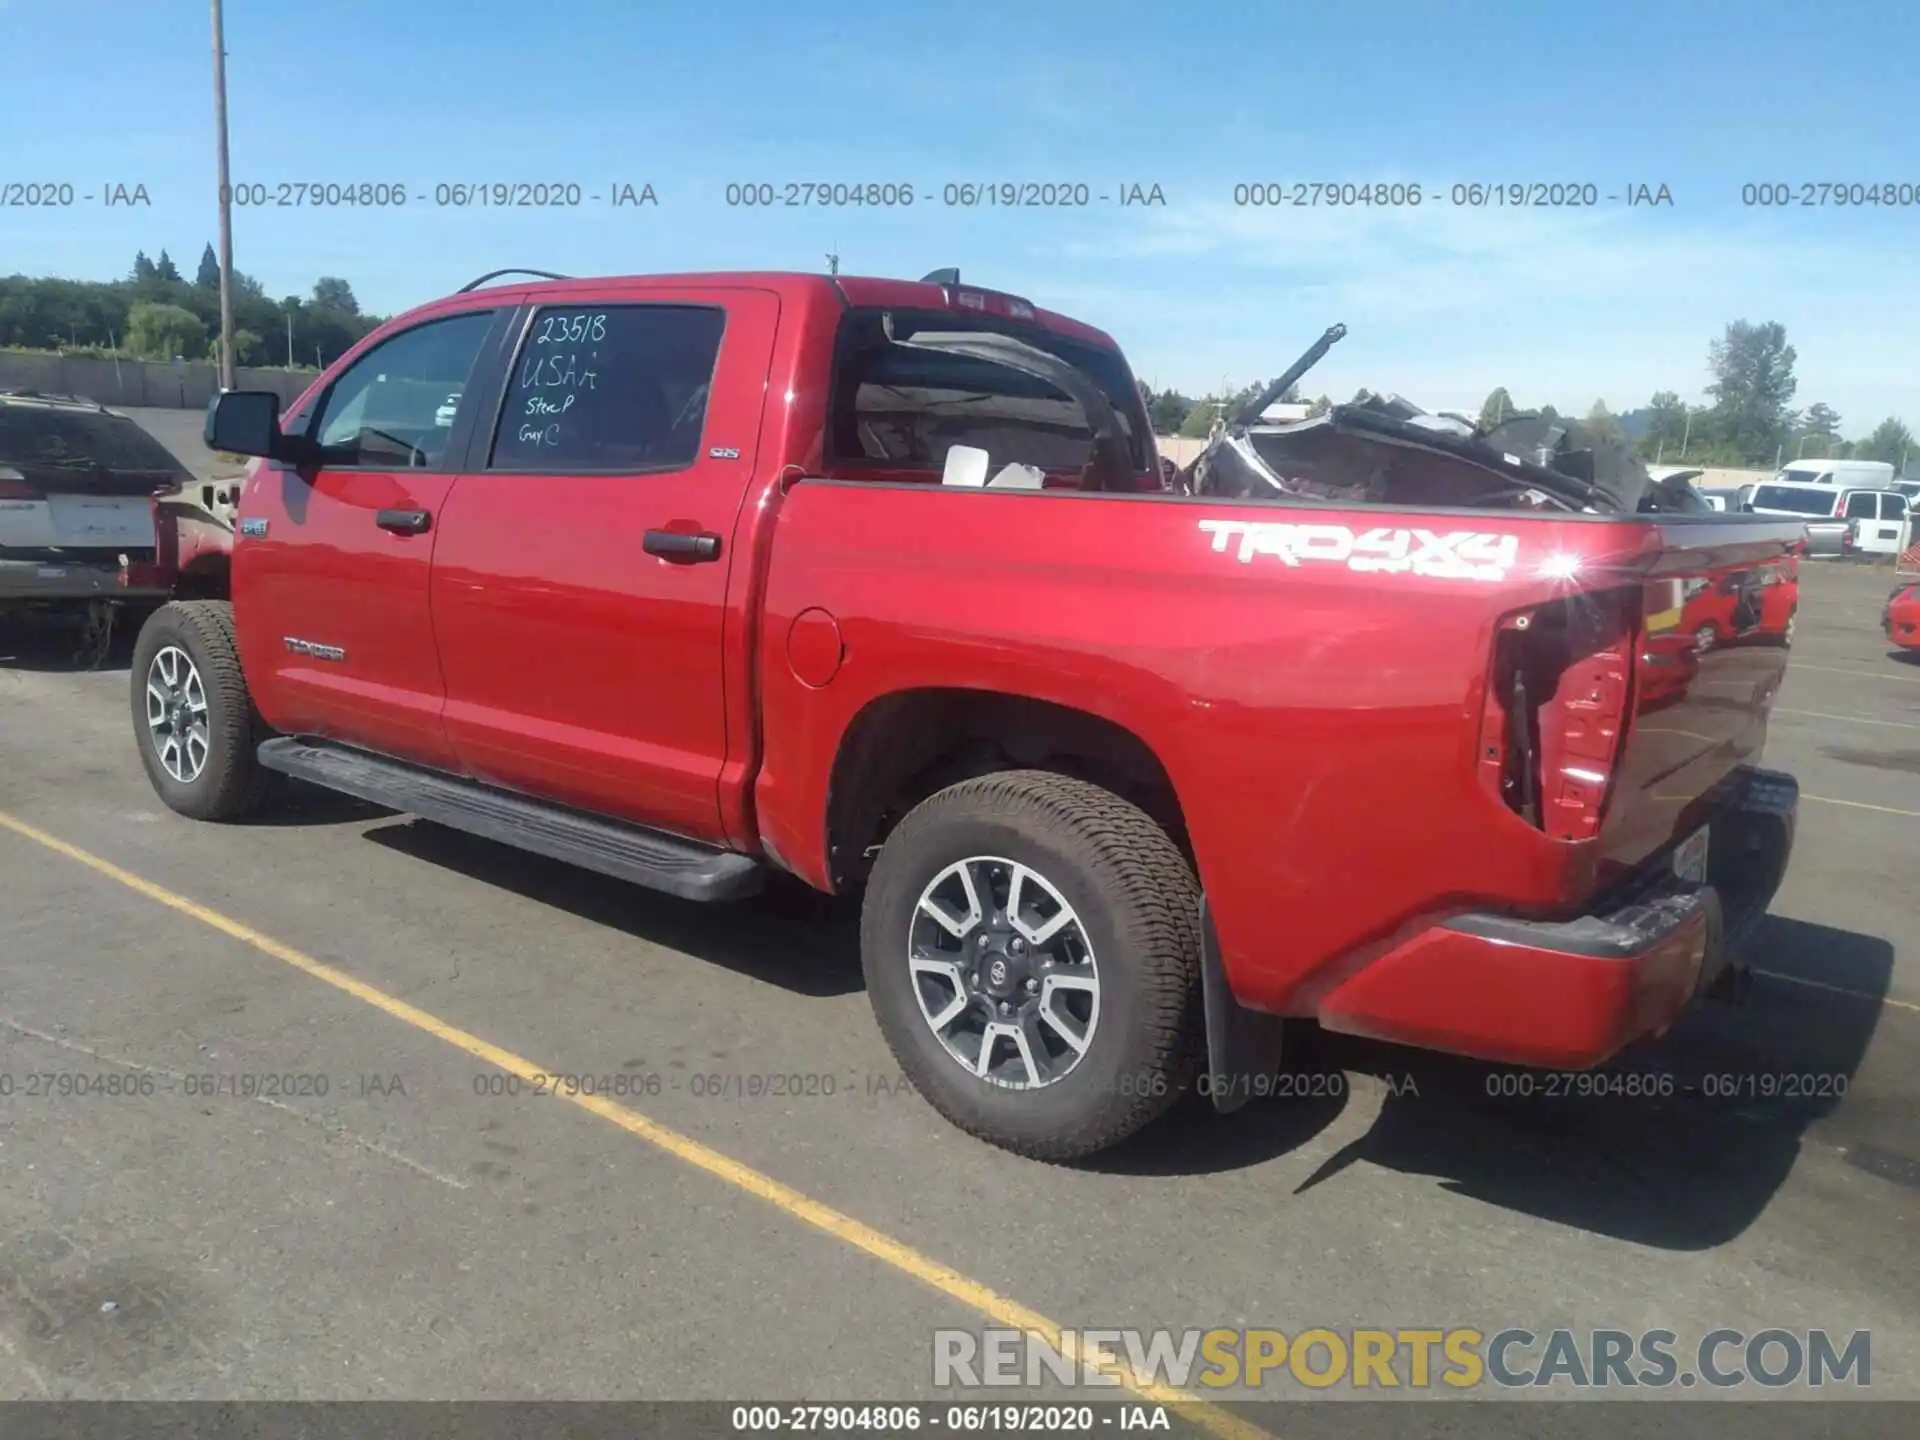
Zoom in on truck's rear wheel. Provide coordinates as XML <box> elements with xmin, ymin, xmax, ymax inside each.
<box><xmin>861</xmin><ymin>771</ymin><xmax>1203</xmax><ymax>1161</ymax></box>
<box><xmin>130</xmin><ymin>601</ymin><xmax>271</xmax><ymax>822</ymax></box>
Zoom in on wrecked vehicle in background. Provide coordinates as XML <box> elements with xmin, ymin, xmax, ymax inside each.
<box><xmin>1183</xmin><ymin>325</ymin><xmax>1722</xmax><ymax>518</ymax></box>
<box><xmin>0</xmin><ymin>391</ymin><xmax>194</xmax><ymax>656</ymax></box>
<box><xmin>118</xmin><ymin>471</ymin><xmax>244</xmax><ymax>604</ymax></box>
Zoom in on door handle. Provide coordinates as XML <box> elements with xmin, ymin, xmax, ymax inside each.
<box><xmin>375</xmin><ymin>508</ymin><xmax>432</xmax><ymax>535</ymax></box>
<box><xmin>643</xmin><ymin>529</ymin><xmax>721</xmax><ymax>562</ymax></box>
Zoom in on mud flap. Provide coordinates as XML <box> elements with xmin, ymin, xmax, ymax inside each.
<box><xmin>1199</xmin><ymin>895</ymin><xmax>1288</xmax><ymax>1114</ymax></box>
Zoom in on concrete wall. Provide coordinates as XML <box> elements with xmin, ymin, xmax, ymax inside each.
<box><xmin>0</xmin><ymin>352</ymin><xmax>313</xmax><ymax>411</ymax></box>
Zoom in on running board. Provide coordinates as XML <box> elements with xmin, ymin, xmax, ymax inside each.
<box><xmin>255</xmin><ymin>738</ymin><xmax>764</xmax><ymax>903</ymax></box>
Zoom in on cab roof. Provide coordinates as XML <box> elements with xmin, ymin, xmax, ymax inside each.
<box><xmin>421</xmin><ymin>270</ymin><xmax>1123</xmax><ymax>351</ymax></box>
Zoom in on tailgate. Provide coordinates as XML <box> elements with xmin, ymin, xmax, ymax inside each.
<box><xmin>1597</xmin><ymin>517</ymin><xmax>1803</xmax><ymax>873</ymax></box>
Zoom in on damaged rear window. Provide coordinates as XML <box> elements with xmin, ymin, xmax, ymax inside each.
<box><xmin>1241</xmin><ymin>426</ymin><xmax>1557</xmax><ymax>510</ymax></box>
<box><xmin>1190</xmin><ymin>400</ymin><xmax>1714</xmax><ymax>515</ymax></box>
<box><xmin>827</xmin><ymin>308</ymin><xmax>1149</xmax><ymax>473</ymax></box>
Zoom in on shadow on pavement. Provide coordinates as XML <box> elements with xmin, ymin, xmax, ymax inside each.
<box><xmin>360</xmin><ymin>817</ymin><xmax>865</xmax><ymax>999</ymax></box>
<box><xmin>1099</xmin><ymin>916</ymin><xmax>1898</xmax><ymax>1251</ymax></box>
<box><xmin>0</xmin><ymin>609</ymin><xmax>142</xmax><ymax>673</ymax></box>
<box><xmin>240</xmin><ymin>776</ymin><xmax>393</xmax><ymax>828</ymax></box>
<box><xmin>331</xmin><ymin>800</ymin><xmax>1904</xmax><ymax>1245</ymax></box>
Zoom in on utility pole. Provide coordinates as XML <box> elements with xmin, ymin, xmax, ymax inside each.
<box><xmin>826</xmin><ymin>252</ymin><xmax>839</xmax><ymax>276</ymax></box>
<box><xmin>210</xmin><ymin>0</ymin><xmax>237</xmax><ymax>389</ymax></box>
<box><xmin>1679</xmin><ymin>409</ymin><xmax>1692</xmax><ymax>460</ymax></box>
<box><xmin>285</xmin><ymin>305</ymin><xmax>294</xmax><ymax>366</ymax></box>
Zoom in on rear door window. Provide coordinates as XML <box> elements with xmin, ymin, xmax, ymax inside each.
<box><xmin>488</xmin><ymin>304</ymin><xmax>727</xmax><ymax>473</ymax></box>
<box><xmin>1845</xmin><ymin>491</ymin><xmax>1879</xmax><ymax>519</ymax></box>
<box><xmin>1882</xmin><ymin>493</ymin><xmax>1909</xmax><ymax>520</ymax></box>
<box><xmin>1751</xmin><ymin>485</ymin><xmax>1839</xmax><ymax>515</ymax></box>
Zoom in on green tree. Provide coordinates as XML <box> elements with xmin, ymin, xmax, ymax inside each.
<box><xmin>1306</xmin><ymin>394</ymin><xmax>1331</xmax><ymax>418</ymax></box>
<box><xmin>1858</xmin><ymin>417</ymin><xmax>1914</xmax><ymax>467</ymax></box>
<box><xmin>1637</xmin><ymin>390</ymin><xmax>1690</xmax><ymax>458</ymax></box>
<box><xmin>1144</xmin><ymin>386</ymin><xmax>1193</xmax><ymax>435</ymax></box>
<box><xmin>1585</xmin><ymin>399</ymin><xmax>1624</xmax><ymax>447</ymax></box>
<box><xmin>131</xmin><ymin>251</ymin><xmax>157</xmax><ymax>283</ymax></box>
<box><xmin>154</xmin><ymin>249</ymin><xmax>182</xmax><ymax>283</ymax></box>
<box><xmin>1705</xmin><ymin>320</ymin><xmax>1798</xmax><ymax>464</ymax></box>
<box><xmin>1803</xmin><ymin>401</ymin><xmax>1841</xmax><ymax>439</ymax></box>
<box><xmin>1178</xmin><ymin>397</ymin><xmax>1225</xmax><ymax>439</ymax></box>
<box><xmin>312</xmin><ymin>275</ymin><xmax>360</xmax><ymax>314</ymax></box>
<box><xmin>124</xmin><ymin>300</ymin><xmax>207</xmax><ymax>359</ymax></box>
<box><xmin>1477</xmin><ymin>387</ymin><xmax>1515</xmax><ymax>429</ymax></box>
<box><xmin>195</xmin><ymin>244</ymin><xmax>221</xmax><ymax>288</ymax></box>
<box><xmin>1796</xmin><ymin>402</ymin><xmax>1843</xmax><ymax>460</ymax></box>
<box><xmin>0</xmin><ymin>269</ymin><xmax>380</xmax><ymax>362</ymax></box>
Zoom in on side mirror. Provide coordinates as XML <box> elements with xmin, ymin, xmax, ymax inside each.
<box><xmin>204</xmin><ymin>390</ymin><xmax>288</xmax><ymax>459</ymax></box>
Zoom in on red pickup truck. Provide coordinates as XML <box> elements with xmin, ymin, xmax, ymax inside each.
<box><xmin>128</xmin><ymin>268</ymin><xmax>1804</xmax><ymax>1160</ymax></box>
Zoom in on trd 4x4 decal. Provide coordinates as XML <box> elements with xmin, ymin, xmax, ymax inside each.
<box><xmin>1198</xmin><ymin>519</ymin><xmax>1520</xmax><ymax>582</ymax></box>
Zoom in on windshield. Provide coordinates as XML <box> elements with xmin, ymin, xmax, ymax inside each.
<box><xmin>1751</xmin><ymin>484</ymin><xmax>1840</xmax><ymax>515</ymax></box>
<box><xmin>828</xmin><ymin>308</ymin><xmax>1150</xmax><ymax>474</ymax></box>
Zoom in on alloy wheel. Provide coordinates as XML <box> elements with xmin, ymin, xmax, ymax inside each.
<box><xmin>144</xmin><ymin>645</ymin><xmax>211</xmax><ymax>783</ymax></box>
<box><xmin>907</xmin><ymin>856</ymin><xmax>1101</xmax><ymax>1090</ymax></box>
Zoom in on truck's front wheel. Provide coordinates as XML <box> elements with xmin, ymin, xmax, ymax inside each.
<box><xmin>130</xmin><ymin>601</ymin><xmax>271</xmax><ymax>822</ymax></box>
<box><xmin>861</xmin><ymin>771</ymin><xmax>1203</xmax><ymax>1161</ymax></box>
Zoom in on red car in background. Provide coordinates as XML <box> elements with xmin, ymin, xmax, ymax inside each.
<box><xmin>1887</xmin><ymin>579</ymin><xmax>1920</xmax><ymax>651</ymax></box>
<box><xmin>1680</xmin><ymin>560</ymin><xmax>1798</xmax><ymax>652</ymax></box>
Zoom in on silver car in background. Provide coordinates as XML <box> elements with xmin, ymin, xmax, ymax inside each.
<box><xmin>1743</xmin><ymin>480</ymin><xmax>1856</xmax><ymax>558</ymax></box>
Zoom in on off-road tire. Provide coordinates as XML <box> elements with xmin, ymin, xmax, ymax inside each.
<box><xmin>861</xmin><ymin>770</ymin><xmax>1204</xmax><ymax>1161</ymax></box>
<box><xmin>130</xmin><ymin>600</ymin><xmax>272</xmax><ymax>822</ymax></box>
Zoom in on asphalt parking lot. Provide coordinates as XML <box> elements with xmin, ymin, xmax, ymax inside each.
<box><xmin>1</xmin><ymin>561</ymin><xmax>1916</xmax><ymax>1432</ymax></box>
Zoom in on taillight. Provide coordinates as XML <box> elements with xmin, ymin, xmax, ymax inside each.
<box><xmin>1479</xmin><ymin>589</ymin><xmax>1638</xmax><ymax>840</ymax></box>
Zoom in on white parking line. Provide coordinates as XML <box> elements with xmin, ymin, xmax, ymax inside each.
<box><xmin>1790</xmin><ymin>663</ymin><xmax>1920</xmax><ymax>685</ymax></box>
<box><xmin>1774</xmin><ymin>707</ymin><xmax>1920</xmax><ymax>731</ymax></box>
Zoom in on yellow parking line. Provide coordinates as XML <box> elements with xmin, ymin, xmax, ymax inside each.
<box><xmin>1803</xmin><ymin>793</ymin><xmax>1920</xmax><ymax>818</ymax></box>
<box><xmin>0</xmin><ymin>809</ymin><xmax>1269</xmax><ymax>1440</ymax></box>
<box><xmin>1754</xmin><ymin>971</ymin><xmax>1920</xmax><ymax>1016</ymax></box>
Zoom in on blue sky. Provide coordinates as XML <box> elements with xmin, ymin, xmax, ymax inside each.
<box><xmin>3</xmin><ymin>0</ymin><xmax>1916</xmax><ymax>434</ymax></box>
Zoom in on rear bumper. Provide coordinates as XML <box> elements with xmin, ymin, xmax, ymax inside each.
<box><xmin>1801</xmin><ymin>525</ymin><xmax>1848</xmax><ymax>558</ymax></box>
<box><xmin>1316</xmin><ymin>768</ymin><xmax>1798</xmax><ymax>1069</ymax></box>
<box><xmin>0</xmin><ymin>553</ymin><xmax>167</xmax><ymax>602</ymax></box>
